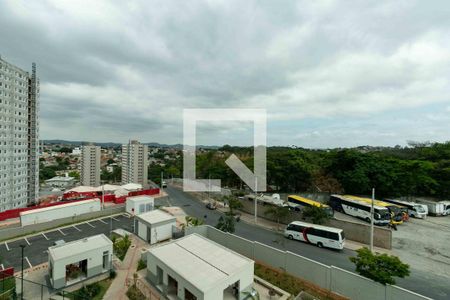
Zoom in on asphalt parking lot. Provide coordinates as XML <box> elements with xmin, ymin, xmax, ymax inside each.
<box><xmin>0</xmin><ymin>214</ymin><xmax>133</xmax><ymax>272</ymax></box>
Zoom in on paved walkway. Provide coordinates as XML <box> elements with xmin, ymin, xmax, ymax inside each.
<box><xmin>102</xmin><ymin>235</ymin><xmax>147</xmax><ymax>300</ymax></box>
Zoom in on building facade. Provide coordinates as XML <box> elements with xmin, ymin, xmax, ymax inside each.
<box><xmin>0</xmin><ymin>56</ymin><xmax>39</xmax><ymax>211</ymax></box>
<box><xmin>48</xmin><ymin>234</ymin><xmax>113</xmax><ymax>289</ymax></box>
<box><xmin>121</xmin><ymin>140</ymin><xmax>148</xmax><ymax>187</ymax></box>
<box><xmin>80</xmin><ymin>145</ymin><xmax>101</xmax><ymax>186</ymax></box>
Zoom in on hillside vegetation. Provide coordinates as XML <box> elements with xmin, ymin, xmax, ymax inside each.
<box><xmin>151</xmin><ymin>142</ymin><xmax>450</xmax><ymax>199</ymax></box>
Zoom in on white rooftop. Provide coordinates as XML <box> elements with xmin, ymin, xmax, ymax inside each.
<box><xmin>45</xmin><ymin>176</ymin><xmax>76</xmax><ymax>182</ymax></box>
<box><xmin>67</xmin><ymin>183</ymin><xmax>144</xmax><ymax>193</ymax></box>
<box><xmin>137</xmin><ymin>209</ymin><xmax>175</xmax><ymax>225</ymax></box>
<box><xmin>48</xmin><ymin>234</ymin><xmax>112</xmax><ymax>261</ymax></box>
<box><xmin>121</xmin><ymin>183</ymin><xmax>142</xmax><ymax>190</ymax></box>
<box><xmin>127</xmin><ymin>195</ymin><xmax>154</xmax><ymax>203</ymax></box>
<box><xmin>148</xmin><ymin>233</ymin><xmax>253</xmax><ymax>291</ymax></box>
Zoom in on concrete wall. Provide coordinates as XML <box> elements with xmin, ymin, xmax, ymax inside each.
<box><xmin>327</xmin><ymin>219</ymin><xmax>392</xmax><ymax>249</ymax></box>
<box><xmin>185</xmin><ymin>225</ymin><xmax>431</xmax><ymax>300</ymax></box>
<box><xmin>0</xmin><ymin>206</ymin><xmax>125</xmax><ymax>242</ymax></box>
<box><xmin>286</xmin><ymin>251</ymin><xmax>331</xmax><ymax>289</ymax></box>
<box><xmin>330</xmin><ymin>266</ymin><xmax>385</xmax><ymax>300</ymax></box>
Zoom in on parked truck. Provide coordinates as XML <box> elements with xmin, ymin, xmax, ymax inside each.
<box><xmin>418</xmin><ymin>199</ymin><xmax>450</xmax><ymax>216</ymax></box>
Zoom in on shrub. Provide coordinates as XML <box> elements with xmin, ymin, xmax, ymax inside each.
<box><xmin>110</xmin><ymin>269</ymin><xmax>117</xmax><ymax>279</ymax></box>
<box><xmin>137</xmin><ymin>259</ymin><xmax>146</xmax><ymax>271</ymax></box>
<box><xmin>126</xmin><ymin>284</ymin><xmax>146</xmax><ymax>300</ymax></box>
<box><xmin>301</xmin><ymin>206</ymin><xmax>330</xmax><ymax>225</ymax></box>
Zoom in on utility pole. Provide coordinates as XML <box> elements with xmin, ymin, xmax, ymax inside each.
<box><xmin>370</xmin><ymin>188</ymin><xmax>375</xmax><ymax>253</ymax></box>
<box><xmin>160</xmin><ymin>171</ymin><xmax>163</xmax><ymax>195</ymax></box>
<box><xmin>254</xmin><ymin>177</ymin><xmax>258</xmax><ymax>224</ymax></box>
<box><xmin>101</xmin><ymin>184</ymin><xmax>105</xmax><ymax>210</ymax></box>
<box><xmin>20</xmin><ymin>244</ymin><xmax>25</xmax><ymax>300</ymax></box>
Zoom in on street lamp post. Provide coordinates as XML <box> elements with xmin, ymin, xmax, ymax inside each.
<box><xmin>370</xmin><ymin>188</ymin><xmax>375</xmax><ymax>253</ymax></box>
<box><xmin>20</xmin><ymin>244</ymin><xmax>25</xmax><ymax>300</ymax></box>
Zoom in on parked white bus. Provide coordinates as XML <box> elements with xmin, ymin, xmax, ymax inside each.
<box><xmin>383</xmin><ymin>199</ymin><xmax>428</xmax><ymax>219</ymax></box>
<box><xmin>329</xmin><ymin>195</ymin><xmax>391</xmax><ymax>226</ymax></box>
<box><xmin>284</xmin><ymin>221</ymin><xmax>345</xmax><ymax>250</ymax></box>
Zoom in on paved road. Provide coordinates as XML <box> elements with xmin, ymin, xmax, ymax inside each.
<box><xmin>165</xmin><ymin>185</ymin><xmax>449</xmax><ymax>300</ymax></box>
<box><xmin>1</xmin><ymin>214</ymin><xmax>133</xmax><ymax>272</ymax></box>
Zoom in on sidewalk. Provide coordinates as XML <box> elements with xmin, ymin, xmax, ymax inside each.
<box><xmin>102</xmin><ymin>235</ymin><xmax>147</xmax><ymax>300</ymax></box>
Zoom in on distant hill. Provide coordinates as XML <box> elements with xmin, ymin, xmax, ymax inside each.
<box><xmin>41</xmin><ymin>140</ymin><xmax>218</xmax><ymax>149</ymax></box>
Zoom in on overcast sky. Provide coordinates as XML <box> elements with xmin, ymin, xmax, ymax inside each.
<box><xmin>1</xmin><ymin>0</ymin><xmax>449</xmax><ymax>148</ymax></box>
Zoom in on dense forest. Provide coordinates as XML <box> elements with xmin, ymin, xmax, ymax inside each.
<box><xmin>149</xmin><ymin>142</ymin><xmax>450</xmax><ymax>199</ymax></box>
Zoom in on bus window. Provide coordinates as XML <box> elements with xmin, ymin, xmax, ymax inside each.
<box><xmin>328</xmin><ymin>232</ymin><xmax>339</xmax><ymax>241</ymax></box>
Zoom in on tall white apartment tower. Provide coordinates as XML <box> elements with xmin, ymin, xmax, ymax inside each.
<box><xmin>0</xmin><ymin>56</ymin><xmax>39</xmax><ymax>212</ymax></box>
<box><xmin>121</xmin><ymin>140</ymin><xmax>148</xmax><ymax>187</ymax></box>
<box><xmin>80</xmin><ymin>145</ymin><xmax>101</xmax><ymax>187</ymax></box>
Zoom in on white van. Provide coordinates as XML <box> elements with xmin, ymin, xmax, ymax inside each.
<box><xmin>284</xmin><ymin>221</ymin><xmax>345</xmax><ymax>250</ymax></box>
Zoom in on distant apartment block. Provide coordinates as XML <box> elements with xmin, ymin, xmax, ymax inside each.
<box><xmin>121</xmin><ymin>140</ymin><xmax>148</xmax><ymax>187</ymax></box>
<box><xmin>80</xmin><ymin>145</ymin><xmax>101</xmax><ymax>186</ymax></box>
<box><xmin>0</xmin><ymin>56</ymin><xmax>39</xmax><ymax>212</ymax></box>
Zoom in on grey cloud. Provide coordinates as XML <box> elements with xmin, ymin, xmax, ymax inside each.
<box><xmin>0</xmin><ymin>0</ymin><xmax>449</xmax><ymax>146</ymax></box>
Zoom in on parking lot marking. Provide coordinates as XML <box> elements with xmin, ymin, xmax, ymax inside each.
<box><xmin>73</xmin><ymin>225</ymin><xmax>82</xmax><ymax>232</ymax></box>
<box><xmin>58</xmin><ymin>228</ymin><xmax>66</xmax><ymax>236</ymax></box>
<box><xmin>42</xmin><ymin>232</ymin><xmax>49</xmax><ymax>240</ymax></box>
<box><xmin>112</xmin><ymin>216</ymin><xmax>120</xmax><ymax>221</ymax></box>
<box><xmin>24</xmin><ymin>237</ymin><xmax>31</xmax><ymax>246</ymax></box>
<box><xmin>5</xmin><ymin>242</ymin><xmax>9</xmax><ymax>251</ymax></box>
<box><xmin>86</xmin><ymin>221</ymin><xmax>95</xmax><ymax>228</ymax></box>
<box><xmin>98</xmin><ymin>218</ymin><xmax>108</xmax><ymax>224</ymax></box>
<box><xmin>25</xmin><ymin>257</ymin><xmax>32</xmax><ymax>269</ymax></box>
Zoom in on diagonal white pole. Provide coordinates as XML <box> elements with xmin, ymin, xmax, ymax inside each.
<box><xmin>254</xmin><ymin>177</ymin><xmax>258</xmax><ymax>224</ymax></box>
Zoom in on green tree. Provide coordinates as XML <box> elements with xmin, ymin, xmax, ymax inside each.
<box><xmin>301</xmin><ymin>206</ymin><xmax>330</xmax><ymax>225</ymax></box>
<box><xmin>350</xmin><ymin>247</ymin><xmax>410</xmax><ymax>285</ymax></box>
<box><xmin>223</xmin><ymin>195</ymin><xmax>243</xmax><ymax>215</ymax></box>
<box><xmin>68</xmin><ymin>171</ymin><xmax>80</xmax><ymax>180</ymax></box>
<box><xmin>216</xmin><ymin>215</ymin><xmax>236</xmax><ymax>233</ymax></box>
<box><xmin>264</xmin><ymin>206</ymin><xmax>290</xmax><ymax>230</ymax></box>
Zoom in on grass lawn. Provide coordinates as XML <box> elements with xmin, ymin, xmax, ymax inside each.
<box><xmin>113</xmin><ymin>235</ymin><xmax>132</xmax><ymax>261</ymax></box>
<box><xmin>63</xmin><ymin>278</ymin><xmax>113</xmax><ymax>300</ymax></box>
<box><xmin>93</xmin><ymin>279</ymin><xmax>113</xmax><ymax>300</ymax></box>
<box><xmin>255</xmin><ymin>263</ymin><xmax>347</xmax><ymax>300</ymax></box>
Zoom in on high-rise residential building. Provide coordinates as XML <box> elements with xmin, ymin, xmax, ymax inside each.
<box><xmin>0</xmin><ymin>56</ymin><xmax>39</xmax><ymax>212</ymax></box>
<box><xmin>121</xmin><ymin>140</ymin><xmax>148</xmax><ymax>187</ymax></box>
<box><xmin>80</xmin><ymin>145</ymin><xmax>101</xmax><ymax>187</ymax></box>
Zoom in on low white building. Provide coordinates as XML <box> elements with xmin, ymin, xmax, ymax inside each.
<box><xmin>71</xmin><ymin>147</ymin><xmax>82</xmax><ymax>155</ymax></box>
<box><xmin>45</xmin><ymin>176</ymin><xmax>76</xmax><ymax>188</ymax></box>
<box><xmin>135</xmin><ymin>210</ymin><xmax>176</xmax><ymax>245</ymax></box>
<box><xmin>126</xmin><ymin>195</ymin><xmax>154</xmax><ymax>215</ymax></box>
<box><xmin>48</xmin><ymin>234</ymin><xmax>113</xmax><ymax>289</ymax></box>
<box><xmin>146</xmin><ymin>233</ymin><xmax>255</xmax><ymax>300</ymax></box>
<box><xmin>20</xmin><ymin>199</ymin><xmax>101</xmax><ymax>226</ymax></box>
